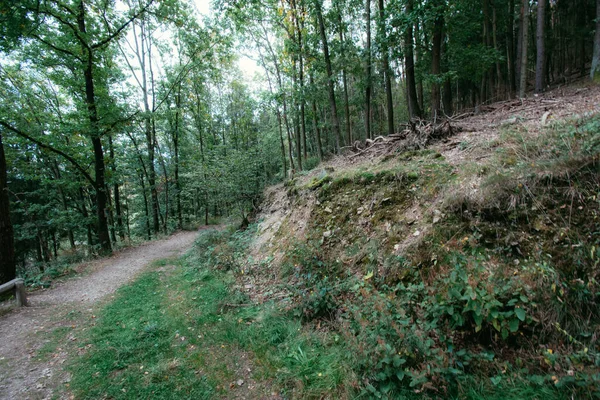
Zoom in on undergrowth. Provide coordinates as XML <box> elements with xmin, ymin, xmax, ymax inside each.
<box><xmin>264</xmin><ymin>114</ymin><xmax>600</xmax><ymax>398</ymax></box>
<box><xmin>66</xmin><ymin>115</ymin><xmax>600</xmax><ymax>399</ymax></box>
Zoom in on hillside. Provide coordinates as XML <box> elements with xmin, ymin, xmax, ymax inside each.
<box><xmin>17</xmin><ymin>85</ymin><xmax>600</xmax><ymax>400</ymax></box>
<box><xmin>234</xmin><ymin>84</ymin><xmax>600</xmax><ymax>397</ymax></box>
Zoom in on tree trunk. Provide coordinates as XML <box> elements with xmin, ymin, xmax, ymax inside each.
<box><xmin>295</xmin><ymin>3</ymin><xmax>308</xmax><ymax>162</ymax></box>
<box><xmin>519</xmin><ymin>0</ymin><xmax>529</xmax><ymax>97</ymax></box>
<box><xmin>315</xmin><ymin>0</ymin><xmax>342</xmax><ymax>150</ymax></box>
<box><xmin>79</xmin><ymin>187</ymin><xmax>93</xmax><ymax>247</ymax></box>
<box><xmin>139</xmin><ymin>172</ymin><xmax>151</xmax><ymax>240</ymax></box>
<box><xmin>535</xmin><ymin>0</ymin><xmax>546</xmax><ymax>93</ymax></box>
<box><xmin>77</xmin><ymin>2</ymin><xmax>111</xmax><ymax>254</ymax></box>
<box><xmin>378</xmin><ymin>0</ymin><xmax>394</xmax><ymax>135</ymax></box>
<box><xmin>365</xmin><ymin>0</ymin><xmax>372</xmax><ymax>139</ymax></box>
<box><xmin>492</xmin><ymin>5</ymin><xmax>502</xmax><ymax>96</ymax></box>
<box><xmin>507</xmin><ymin>0</ymin><xmax>517</xmax><ymax>96</ymax></box>
<box><xmin>405</xmin><ymin>0</ymin><xmax>422</xmax><ymax>119</ymax></box>
<box><xmin>292</xmin><ymin>59</ymin><xmax>303</xmax><ymax>170</ymax></box>
<box><xmin>108</xmin><ymin>136</ymin><xmax>124</xmax><ymax>240</ymax></box>
<box><xmin>310</xmin><ymin>75</ymin><xmax>325</xmax><ymax>160</ymax></box>
<box><xmin>335</xmin><ymin>3</ymin><xmax>352</xmax><ymax>145</ymax></box>
<box><xmin>431</xmin><ymin>1</ymin><xmax>444</xmax><ymax>120</ymax></box>
<box><xmin>591</xmin><ymin>0</ymin><xmax>600</xmax><ymax>80</ymax></box>
<box><xmin>174</xmin><ymin>83</ymin><xmax>183</xmax><ymax>230</ymax></box>
<box><xmin>0</xmin><ymin>132</ymin><xmax>15</xmax><ymax>284</ymax></box>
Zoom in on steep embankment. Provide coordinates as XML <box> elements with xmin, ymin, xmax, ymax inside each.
<box><xmin>241</xmin><ymin>84</ymin><xmax>600</xmax><ymax>397</ymax></box>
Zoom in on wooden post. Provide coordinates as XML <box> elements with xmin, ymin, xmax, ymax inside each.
<box><xmin>0</xmin><ymin>278</ymin><xmax>29</xmax><ymax>307</ymax></box>
<box><xmin>15</xmin><ymin>279</ymin><xmax>28</xmax><ymax>307</ymax></box>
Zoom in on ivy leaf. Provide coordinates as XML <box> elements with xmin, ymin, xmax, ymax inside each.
<box><xmin>515</xmin><ymin>308</ymin><xmax>526</xmax><ymax>321</ymax></box>
<box><xmin>509</xmin><ymin>318</ymin><xmax>519</xmax><ymax>333</ymax></box>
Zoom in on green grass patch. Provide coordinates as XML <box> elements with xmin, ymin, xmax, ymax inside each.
<box><xmin>68</xmin><ymin>228</ymin><xmax>355</xmax><ymax>399</ymax></box>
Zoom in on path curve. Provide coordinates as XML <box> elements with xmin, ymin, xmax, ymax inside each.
<box><xmin>0</xmin><ymin>229</ymin><xmax>200</xmax><ymax>400</ymax></box>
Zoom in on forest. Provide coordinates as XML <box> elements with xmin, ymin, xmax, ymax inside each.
<box><xmin>1</xmin><ymin>0</ymin><xmax>600</xmax><ymax>398</ymax></box>
<box><xmin>1</xmin><ymin>0</ymin><xmax>599</xmax><ymax>284</ymax></box>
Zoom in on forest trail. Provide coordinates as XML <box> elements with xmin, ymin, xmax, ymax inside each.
<box><xmin>0</xmin><ymin>230</ymin><xmax>200</xmax><ymax>400</ymax></box>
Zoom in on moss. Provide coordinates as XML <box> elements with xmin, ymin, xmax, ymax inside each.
<box><xmin>306</xmin><ymin>174</ymin><xmax>332</xmax><ymax>190</ymax></box>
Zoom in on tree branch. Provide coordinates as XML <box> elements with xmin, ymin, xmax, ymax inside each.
<box><xmin>32</xmin><ymin>34</ymin><xmax>84</xmax><ymax>62</ymax></box>
<box><xmin>92</xmin><ymin>0</ymin><xmax>155</xmax><ymax>49</ymax></box>
<box><xmin>0</xmin><ymin>121</ymin><xmax>95</xmax><ymax>186</ymax></box>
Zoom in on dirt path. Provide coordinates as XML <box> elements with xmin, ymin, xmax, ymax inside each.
<box><xmin>0</xmin><ymin>230</ymin><xmax>199</xmax><ymax>400</ymax></box>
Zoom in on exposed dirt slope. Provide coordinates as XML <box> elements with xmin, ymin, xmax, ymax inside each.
<box><xmin>251</xmin><ymin>83</ymin><xmax>600</xmax><ymax>270</ymax></box>
<box><xmin>0</xmin><ymin>230</ymin><xmax>199</xmax><ymax>400</ymax></box>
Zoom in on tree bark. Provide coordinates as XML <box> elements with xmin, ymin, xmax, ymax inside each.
<box><xmin>591</xmin><ymin>0</ymin><xmax>600</xmax><ymax>81</ymax></box>
<box><xmin>378</xmin><ymin>0</ymin><xmax>394</xmax><ymax>135</ymax></box>
<box><xmin>77</xmin><ymin>1</ymin><xmax>111</xmax><ymax>254</ymax></box>
<box><xmin>507</xmin><ymin>0</ymin><xmax>517</xmax><ymax>96</ymax></box>
<box><xmin>0</xmin><ymin>132</ymin><xmax>16</xmax><ymax>284</ymax></box>
<box><xmin>365</xmin><ymin>0</ymin><xmax>372</xmax><ymax>139</ymax></box>
<box><xmin>405</xmin><ymin>0</ymin><xmax>422</xmax><ymax>119</ymax></box>
<box><xmin>108</xmin><ymin>136</ymin><xmax>124</xmax><ymax>240</ymax></box>
<box><xmin>535</xmin><ymin>0</ymin><xmax>546</xmax><ymax>93</ymax></box>
<box><xmin>519</xmin><ymin>0</ymin><xmax>529</xmax><ymax>98</ymax></box>
<box><xmin>310</xmin><ymin>75</ymin><xmax>325</xmax><ymax>160</ymax></box>
<box><xmin>315</xmin><ymin>0</ymin><xmax>342</xmax><ymax>150</ymax></box>
<box><xmin>335</xmin><ymin>1</ymin><xmax>352</xmax><ymax>145</ymax></box>
<box><xmin>174</xmin><ymin>83</ymin><xmax>183</xmax><ymax>230</ymax></box>
<box><xmin>431</xmin><ymin>1</ymin><xmax>444</xmax><ymax>120</ymax></box>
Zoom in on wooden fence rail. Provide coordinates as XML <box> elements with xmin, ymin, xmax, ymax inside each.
<box><xmin>0</xmin><ymin>278</ymin><xmax>29</xmax><ymax>307</ymax></box>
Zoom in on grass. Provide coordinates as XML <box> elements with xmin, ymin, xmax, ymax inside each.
<box><xmin>64</xmin><ymin>115</ymin><xmax>600</xmax><ymax>398</ymax></box>
<box><xmin>67</xmin><ymin>229</ymin><xmax>355</xmax><ymax>399</ymax></box>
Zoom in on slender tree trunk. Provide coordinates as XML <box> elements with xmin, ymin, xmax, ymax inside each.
<box><xmin>77</xmin><ymin>1</ymin><xmax>111</xmax><ymax>254</ymax></box>
<box><xmin>0</xmin><ymin>132</ymin><xmax>15</xmax><ymax>284</ymax></box>
<box><xmin>310</xmin><ymin>75</ymin><xmax>324</xmax><ymax>160</ymax></box>
<box><xmin>405</xmin><ymin>0</ymin><xmax>422</xmax><ymax>119</ymax></box>
<box><xmin>507</xmin><ymin>0</ymin><xmax>516</xmax><ymax>96</ymax></box>
<box><xmin>591</xmin><ymin>0</ymin><xmax>600</xmax><ymax>80</ymax></box>
<box><xmin>335</xmin><ymin>3</ymin><xmax>352</xmax><ymax>145</ymax></box>
<box><xmin>261</xmin><ymin>21</ymin><xmax>295</xmax><ymax>172</ymax></box>
<box><xmin>519</xmin><ymin>0</ymin><xmax>529</xmax><ymax>97</ymax></box>
<box><xmin>139</xmin><ymin>172</ymin><xmax>151</xmax><ymax>240</ymax></box>
<box><xmin>535</xmin><ymin>0</ymin><xmax>546</xmax><ymax>93</ymax></box>
<box><xmin>79</xmin><ymin>187</ymin><xmax>93</xmax><ymax>247</ymax></box>
<box><xmin>431</xmin><ymin>1</ymin><xmax>444</xmax><ymax>120</ymax></box>
<box><xmin>277</xmin><ymin>109</ymin><xmax>288</xmax><ymax>176</ymax></box>
<box><xmin>365</xmin><ymin>0</ymin><xmax>372</xmax><ymax>139</ymax></box>
<box><xmin>108</xmin><ymin>136</ymin><xmax>124</xmax><ymax>240</ymax></box>
<box><xmin>174</xmin><ymin>84</ymin><xmax>183</xmax><ymax>230</ymax></box>
<box><xmin>258</xmin><ymin>50</ymin><xmax>288</xmax><ymax>177</ymax></box>
<box><xmin>295</xmin><ymin>3</ymin><xmax>308</xmax><ymax>162</ymax></box>
<box><xmin>107</xmin><ymin>188</ymin><xmax>117</xmax><ymax>244</ymax></box>
<box><xmin>414</xmin><ymin>20</ymin><xmax>425</xmax><ymax>112</ymax></box>
<box><xmin>315</xmin><ymin>0</ymin><xmax>342</xmax><ymax>150</ymax></box>
<box><xmin>292</xmin><ymin>59</ymin><xmax>303</xmax><ymax>170</ymax></box>
<box><xmin>492</xmin><ymin>4</ymin><xmax>502</xmax><ymax>96</ymax></box>
<box><xmin>378</xmin><ymin>0</ymin><xmax>394</xmax><ymax>135</ymax></box>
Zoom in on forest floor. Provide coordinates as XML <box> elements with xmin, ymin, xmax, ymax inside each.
<box><xmin>0</xmin><ymin>230</ymin><xmax>199</xmax><ymax>400</ymax></box>
<box><xmin>1</xmin><ymin>83</ymin><xmax>599</xmax><ymax>400</ymax></box>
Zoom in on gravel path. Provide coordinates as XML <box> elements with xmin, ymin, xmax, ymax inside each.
<box><xmin>0</xmin><ymin>230</ymin><xmax>199</xmax><ymax>400</ymax></box>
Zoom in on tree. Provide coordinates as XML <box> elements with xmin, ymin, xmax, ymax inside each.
<box><xmin>431</xmin><ymin>0</ymin><xmax>445</xmax><ymax>120</ymax></box>
<box><xmin>314</xmin><ymin>0</ymin><xmax>342</xmax><ymax>150</ymax></box>
<box><xmin>378</xmin><ymin>0</ymin><xmax>394</xmax><ymax>135</ymax></box>
<box><xmin>365</xmin><ymin>0</ymin><xmax>372</xmax><ymax>139</ymax></box>
<box><xmin>0</xmin><ymin>130</ymin><xmax>15</xmax><ymax>284</ymax></box>
<box><xmin>592</xmin><ymin>0</ymin><xmax>600</xmax><ymax>81</ymax></box>
<box><xmin>519</xmin><ymin>0</ymin><xmax>529</xmax><ymax>97</ymax></box>
<box><xmin>536</xmin><ymin>0</ymin><xmax>546</xmax><ymax>92</ymax></box>
<box><xmin>0</xmin><ymin>0</ymin><xmax>153</xmax><ymax>254</ymax></box>
<box><xmin>404</xmin><ymin>0</ymin><xmax>422</xmax><ymax>119</ymax></box>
